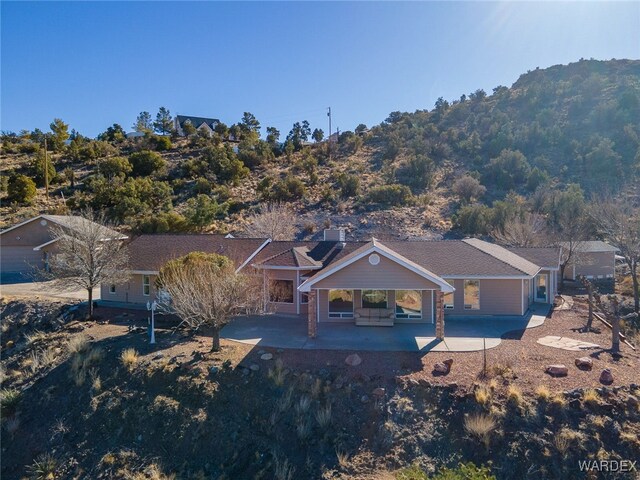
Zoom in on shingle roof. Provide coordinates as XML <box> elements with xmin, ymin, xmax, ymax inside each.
<box><xmin>126</xmin><ymin>234</ymin><xmax>267</xmax><ymax>272</ymax></box>
<box><xmin>461</xmin><ymin>238</ymin><xmax>541</xmax><ymax>276</ymax></box>
<box><xmin>560</xmin><ymin>241</ymin><xmax>618</xmax><ymax>253</ymax></box>
<box><xmin>253</xmin><ymin>241</ymin><xmax>365</xmax><ymax>269</ymax></box>
<box><xmin>176</xmin><ymin>115</ymin><xmax>220</xmax><ymax>129</ymax></box>
<box><xmin>507</xmin><ymin>247</ymin><xmax>561</xmax><ymax>269</ymax></box>
<box><xmin>0</xmin><ymin>214</ymin><xmax>126</xmax><ymax>240</ymax></box>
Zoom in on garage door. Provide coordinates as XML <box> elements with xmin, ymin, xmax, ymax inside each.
<box><xmin>1</xmin><ymin>246</ymin><xmax>44</xmax><ymax>274</ymax></box>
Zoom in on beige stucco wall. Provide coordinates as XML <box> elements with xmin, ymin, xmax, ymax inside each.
<box><xmin>442</xmin><ymin>278</ymin><xmax>524</xmax><ymax>316</ymax></box>
<box><xmin>312</xmin><ymin>254</ymin><xmax>440</xmax><ymax>290</ymax></box>
<box><xmin>100</xmin><ymin>273</ymin><xmax>155</xmax><ymax>305</ymax></box>
<box><xmin>1</xmin><ymin>219</ymin><xmax>54</xmax><ymax>247</ymax></box>
<box><xmin>565</xmin><ymin>251</ymin><xmax>615</xmax><ymax>280</ymax></box>
<box><xmin>1</xmin><ymin>219</ymin><xmax>55</xmax><ymax>273</ymax></box>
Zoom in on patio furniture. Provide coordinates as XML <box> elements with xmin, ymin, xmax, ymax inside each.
<box><xmin>354</xmin><ymin>308</ymin><xmax>394</xmax><ymax>326</ymax></box>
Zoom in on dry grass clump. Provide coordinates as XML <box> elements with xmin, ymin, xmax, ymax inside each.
<box><xmin>464</xmin><ymin>413</ymin><xmax>497</xmax><ymax>449</ymax></box>
<box><xmin>4</xmin><ymin>416</ymin><xmax>20</xmax><ymax>435</ymax></box>
<box><xmin>70</xmin><ymin>347</ymin><xmax>104</xmax><ymax>386</ymax></box>
<box><xmin>535</xmin><ymin>385</ymin><xmax>552</xmax><ymax>402</ymax></box>
<box><xmin>120</xmin><ymin>348</ymin><xmax>139</xmax><ymax>371</ymax></box>
<box><xmin>550</xmin><ymin>393</ymin><xmax>567</xmax><ymax>408</ymax></box>
<box><xmin>296</xmin><ymin>418</ymin><xmax>311</xmax><ymax>440</ymax></box>
<box><xmin>507</xmin><ymin>384</ymin><xmax>523</xmax><ymax>406</ymax></box>
<box><xmin>336</xmin><ymin>449</ymin><xmax>350</xmax><ymax>468</ymax></box>
<box><xmin>277</xmin><ymin>388</ymin><xmax>293</xmax><ymax>413</ymax></box>
<box><xmin>272</xmin><ymin>452</ymin><xmax>296</xmax><ymax>480</ymax></box>
<box><xmin>582</xmin><ymin>388</ymin><xmax>599</xmax><ymax>405</ymax></box>
<box><xmin>24</xmin><ymin>329</ymin><xmax>48</xmax><ymax>345</ymax></box>
<box><xmin>294</xmin><ymin>395</ymin><xmax>311</xmax><ymax>416</ymax></box>
<box><xmin>67</xmin><ymin>335</ymin><xmax>90</xmax><ymax>355</ymax></box>
<box><xmin>474</xmin><ymin>384</ymin><xmax>492</xmax><ymax>406</ymax></box>
<box><xmin>267</xmin><ymin>358</ymin><xmax>286</xmax><ymax>386</ymax></box>
<box><xmin>0</xmin><ymin>388</ymin><xmax>22</xmax><ymax>414</ymax></box>
<box><xmin>26</xmin><ymin>453</ymin><xmax>57</xmax><ymax>480</ymax></box>
<box><xmin>395</xmin><ymin>397</ymin><xmax>415</xmax><ymax>417</ymax></box>
<box><xmin>121</xmin><ymin>464</ymin><xmax>176</xmax><ymax>480</ymax></box>
<box><xmin>310</xmin><ymin>378</ymin><xmax>323</xmax><ymax>398</ymax></box>
<box><xmin>315</xmin><ymin>404</ymin><xmax>332</xmax><ymax>428</ymax></box>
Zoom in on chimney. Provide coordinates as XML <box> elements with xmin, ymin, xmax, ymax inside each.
<box><xmin>324</xmin><ymin>228</ymin><xmax>345</xmax><ymax>242</ymax></box>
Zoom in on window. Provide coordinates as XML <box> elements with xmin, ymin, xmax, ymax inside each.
<box><xmin>362</xmin><ymin>290</ymin><xmax>388</xmax><ymax>309</ymax></box>
<box><xmin>109</xmin><ymin>284</ymin><xmax>116</xmax><ymax>294</ymax></box>
<box><xmin>269</xmin><ymin>280</ymin><xmax>294</xmax><ymax>303</ymax></box>
<box><xmin>395</xmin><ymin>290</ymin><xmax>421</xmax><ymax>319</ymax></box>
<box><xmin>142</xmin><ymin>275</ymin><xmax>150</xmax><ymax>296</ymax></box>
<box><xmin>443</xmin><ymin>280</ymin><xmax>454</xmax><ymax>309</ymax></box>
<box><xmin>300</xmin><ymin>292</ymin><xmax>309</xmax><ymax>304</ymax></box>
<box><xmin>464</xmin><ymin>280</ymin><xmax>480</xmax><ymax>310</ymax></box>
<box><xmin>328</xmin><ymin>290</ymin><xmax>353</xmax><ymax>318</ymax></box>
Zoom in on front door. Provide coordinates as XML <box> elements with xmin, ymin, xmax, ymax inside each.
<box><xmin>535</xmin><ymin>274</ymin><xmax>548</xmax><ymax>303</ymax></box>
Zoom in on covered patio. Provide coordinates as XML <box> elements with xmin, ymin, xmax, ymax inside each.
<box><xmin>221</xmin><ymin>303</ymin><xmax>550</xmax><ymax>352</ymax></box>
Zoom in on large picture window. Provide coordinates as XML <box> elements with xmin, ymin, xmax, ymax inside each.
<box><xmin>269</xmin><ymin>280</ymin><xmax>294</xmax><ymax>303</ymax></box>
<box><xmin>362</xmin><ymin>290</ymin><xmax>388</xmax><ymax>309</ymax></box>
<box><xmin>328</xmin><ymin>290</ymin><xmax>353</xmax><ymax>318</ymax></box>
<box><xmin>395</xmin><ymin>290</ymin><xmax>421</xmax><ymax>319</ymax></box>
<box><xmin>464</xmin><ymin>280</ymin><xmax>480</xmax><ymax>310</ymax></box>
<box><xmin>443</xmin><ymin>280</ymin><xmax>454</xmax><ymax>309</ymax></box>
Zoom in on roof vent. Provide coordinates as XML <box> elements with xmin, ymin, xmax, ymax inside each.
<box><xmin>323</xmin><ymin>228</ymin><xmax>345</xmax><ymax>242</ymax></box>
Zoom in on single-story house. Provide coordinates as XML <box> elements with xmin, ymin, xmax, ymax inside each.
<box><xmin>99</xmin><ymin>234</ymin><xmax>270</xmax><ymax>304</ymax></box>
<box><xmin>0</xmin><ymin>215</ymin><xmax>126</xmax><ymax>280</ymax></box>
<box><xmin>560</xmin><ymin>241</ymin><xmax>618</xmax><ymax>280</ymax></box>
<box><xmin>96</xmin><ymin>229</ymin><xmax>561</xmax><ymax>339</ymax></box>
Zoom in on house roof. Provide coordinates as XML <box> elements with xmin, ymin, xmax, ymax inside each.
<box><xmin>299</xmin><ymin>239</ymin><xmax>456</xmax><ymax>293</ymax></box>
<box><xmin>175</xmin><ymin>115</ymin><xmax>220</xmax><ymax>130</ymax></box>
<box><xmin>254</xmin><ymin>237</ymin><xmax>557</xmax><ymax>278</ymax></box>
<box><xmin>1</xmin><ymin>214</ymin><xmax>126</xmax><ymax>241</ymax></box>
<box><xmin>253</xmin><ymin>241</ymin><xmax>364</xmax><ymax>269</ymax></box>
<box><xmin>560</xmin><ymin>241</ymin><xmax>618</xmax><ymax>253</ymax></box>
<box><xmin>507</xmin><ymin>247</ymin><xmax>562</xmax><ymax>270</ymax></box>
<box><xmin>126</xmin><ymin>234</ymin><xmax>269</xmax><ymax>272</ymax></box>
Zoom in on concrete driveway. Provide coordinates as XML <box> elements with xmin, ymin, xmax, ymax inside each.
<box><xmin>222</xmin><ymin>304</ymin><xmax>550</xmax><ymax>352</ymax></box>
<box><xmin>0</xmin><ymin>280</ymin><xmax>100</xmax><ymax>302</ymax></box>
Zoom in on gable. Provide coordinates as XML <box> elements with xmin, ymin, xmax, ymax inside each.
<box><xmin>0</xmin><ymin>217</ymin><xmax>56</xmax><ymax>247</ymax></box>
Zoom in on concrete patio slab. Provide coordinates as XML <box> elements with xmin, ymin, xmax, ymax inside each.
<box><xmin>221</xmin><ymin>303</ymin><xmax>551</xmax><ymax>352</ymax></box>
<box><xmin>537</xmin><ymin>335</ymin><xmax>601</xmax><ymax>351</ymax></box>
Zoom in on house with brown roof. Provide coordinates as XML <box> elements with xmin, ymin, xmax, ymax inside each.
<box><xmin>97</xmin><ymin>228</ymin><xmax>561</xmax><ymax>340</ymax></box>
<box><xmin>0</xmin><ymin>215</ymin><xmax>127</xmax><ymax>281</ymax></box>
<box><xmin>560</xmin><ymin>241</ymin><xmax>618</xmax><ymax>280</ymax></box>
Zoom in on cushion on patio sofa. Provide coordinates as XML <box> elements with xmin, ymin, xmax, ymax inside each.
<box><xmin>354</xmin><ymin>308</ymin><xmax>394</xmax><ymax>320</ymax></box>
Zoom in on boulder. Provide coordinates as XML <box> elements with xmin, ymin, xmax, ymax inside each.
<box><xmin>433</xmin><ymin>362</ymin><xmax>450</xmax><ymax>375</ymax></box>
<box><xmin>443</xmin><ymin>358</ymin><xmax>454</xmax><ymax>368</ymax></box>
<box><xmin>626</xmin><ymin>395</ymin><xmax>639</xmax><ymax>409</ymax></box>
<box><xmin>209</xmin><ymin>366</ymin><xmax>219</xmax><ymax>375</ymax></box>
<box><xmin>249</xmin><ymin>364</ymin><xmax>260</xmax><ymax>372</ymax></box>
<box><xmin>345</xmin><ymin>353</ymin><xmax>362</xmax><ymax>367</ymax></box>
<box><xmin>545</xmin><ymin>364</ymin><xmax>569</xmax><ymax>377</ymax></box>
<box><xmin>260</xmin><ymin>353</ymin><xmax>273</xmax><ymax>361</ymax></box>
<box><xmin>372</xmin><ymin>387</ymin><xmax>386</xmax><ymax>397</ymax></box>
<box><xmin>575</xmin><ymin>357</ymin><xmax>593</xmax><ymax>370</ymax></box>
<box><xmin>360</xmin><ymin>395</ymin><xmax>369</xmax><ymax>404</ymax></box>
<box><xmin>599</xmin><ymin>369</ymin><xmax>614</xmax><ymax>385</ymax></box>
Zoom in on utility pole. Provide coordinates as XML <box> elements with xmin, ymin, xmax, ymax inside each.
<box><xmin>327</xmin><ymin>107</ymin><xmax>332</xmax><ymax>162</ymax></box>
<box><xmin>44</xmin><ymin>137</ymin><xmax>49</xmax><ymax>203</ymax></box>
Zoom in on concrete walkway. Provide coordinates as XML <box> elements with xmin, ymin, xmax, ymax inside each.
<box><xmin>222</xmin><ymin>303</ymin><xmax>551</xmax><ymax>352</ymax></box>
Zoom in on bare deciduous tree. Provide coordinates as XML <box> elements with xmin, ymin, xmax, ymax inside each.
<box><xmin>40</xmin><ymin>211</ymin><xmax>129</xmax><ymax>318</ymax></box>
<box><xmin>592</xmin><ymin>197</ymin><xmax>640</xmax><ymax>313</ymax></box>
<box><xmin>247</xmin><ymin>203</ymin><xmax>298</xmax><ymax>240</ymax></box>
<box><xmin>549</xmin><ymin>209</ymin><xmax>589</xmax><ymax>290</ymax></box>
<box><xmin>156</xmin><ymin>252</ymin><xmax>263</xmax><ymax>351</ymax></box>
<box><xmin>492</xmin><ymin>212</ymin><xmax>546</xmax><ymax>247</ymax></box>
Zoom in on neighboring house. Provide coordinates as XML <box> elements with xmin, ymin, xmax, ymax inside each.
<box><xmin>99</xmin><ymin>234</ymin><xmax>270</xmax><ymax>305</ymax></box>
<box><xmin>174</xmin><ymin>115</ymin><xmax>220</xmax><ymax>137</ymax></box>
<box><xmin>126</xmin><ymin>131</ymin><xmax>146</xmax><ymax>139</ymax></box>
<box><xmin>0</xmin><ymin>215</ymin><xmax>127</xmax><ymax>280</ymax></box>
<box><xmin>560</xmin><ymin>241</ymin><xmax>618</xmax><ymax>280</ymax></box>
<box><xmin>96</xmin><ymin>229</ymin><xmax>561</xmax><ymax>339</ymax></box>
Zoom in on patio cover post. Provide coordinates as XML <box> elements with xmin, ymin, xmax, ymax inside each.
<box><xmin>435</xmin><ymin>291</ymin><xmax>445</xmax><ymax>340</ymax></box>
<box><xmin>308</xmin><ymin>289</ymin><xmax>317</xmax><ymax>338</ymax></box>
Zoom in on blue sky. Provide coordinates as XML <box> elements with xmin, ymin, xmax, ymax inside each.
<box><xmin>2</xmin><ymin>1</ymin><xmax>639</xmax><ymax>138</ymax></box>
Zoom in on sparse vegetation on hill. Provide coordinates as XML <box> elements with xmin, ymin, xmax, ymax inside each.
<box><xmin>1</xmin><ymin>59</ymin><xmax>639</xmax><ymax>242</ymax></box>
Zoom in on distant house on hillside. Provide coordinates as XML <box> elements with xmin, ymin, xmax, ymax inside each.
<box><xmin>174</xmin><ymin>115</ymin><xmax>220</xmax><ymax>137</ymax></box>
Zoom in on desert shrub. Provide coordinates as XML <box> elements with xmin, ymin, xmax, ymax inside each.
<box><xmin>507</xmin><ymin>385</ymin><xmax>523</xmax><ymax>406</ymax></box>
<box><xmin>0</xmin><ymin>174</ymin><xmax>8</xmax><ymax>193</ymax></box>
<box><xmin>151</xmin><ymin>135</ymin><xmax>172</xmax><ymax>151</ymax></box>
<box><xmin>365</xmin><ymin>184</ymin><xmax>412</xmax><ymax>207</ymax></box>
<box><xmin>464</xmin><ymin>413</ymin><xmax>496</xmax><ymax>449</ymax></box>
<box><xmin>70</xmin><ymin>347</ymin><xmax>104</xmax><ymax>386</ymax></box>
<box><xmin>453</xmin><ymin>175</ymin><xmax>486</xmax><ymax>203</ymax></box>
<box><xmin>194</xmin><ymin>177</ymin><xmax>212</xmax><ymax>194</ymax></box>
<box><xmin>99</xmin><ymin>156</ymin><xmax>132</xmax><ymax>178</ymax></box>
<box><xmin>184</xmin><ymin>194</ymin><xmax>227</xmax><ymax>231</ymax></box>
<box><xmin>453</xmin><ymin>203</ymin><xmax>491</xmax><ymax>235</ymax></box>
<box><xmin>202</xmin><ymin>145</ymin><xmax>249</xmax><ymax>184</ymax></box>
<box><xmin>582</xmin><ymin>388</ymin><xmax>599</xmax><ymax>405</ymax></box>
<box><xmin>395</xmin><ymin>154</ymin><xmax>435</xmax><ymax>191</ymax></box>
<box><xmin>535</xmin><ymin>385</ymin><xmax>552</xmax><ymax>401</ymax></box>
<box><xmin>337</xmin><ymin>173</ymin><xmax>359</xmax><ymax>198</ymax></box>
<box><xmin>431</xmin><ymin>463</ymin><xmax>496</xmax><ymax>479</ymax></box>
<box><xmin>134</xmin><ymin>211</ymin><xmax>190</xmax><ymax>234</ymax></box>
<box><xmin>7</xmin><ymin>174</ymin><xmax>37</xmax><ymax>204</ymax></box>
<box><xmin>129</xmin><ymin>150</ymin><xmax>167</xmax><ymax>177</ymax></box>
<box><xmin>396</xmin><ymin>463</ymin><xmax>427</xmax><ymax>480</ymax></box>
<box><xmin>483</xmin><ymin>149</ymin><xmax>531</xmax><ymax>190</ymax></box>
<box><xmin>315</xmin><ymin>404</ymin><xmax>332</xmax><ymax>428</ymax></box>
<box><xmin>270</xmin><ymin>176</ymin><xmax>306</xmax><ymax>202</ymax></box>
<box><xmin>475</xmin><ymin>385</ymin><xmax>492</xmax><ymax>406</ymax></box>
<box><xmin>121</xmin><ymin>348</ymin><xmax>139</xmax><ymax>371</ymax></box>
<box><xmin>67</xmin><ymin>335</ymin><xmax>90</xmax><ymax>354</ymax></box>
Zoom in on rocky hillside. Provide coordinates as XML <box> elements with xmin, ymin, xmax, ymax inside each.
<box><xmin>1</xmin><ymin>59</ymin><xmax>639</xmax><ymax>240</ymax></box>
